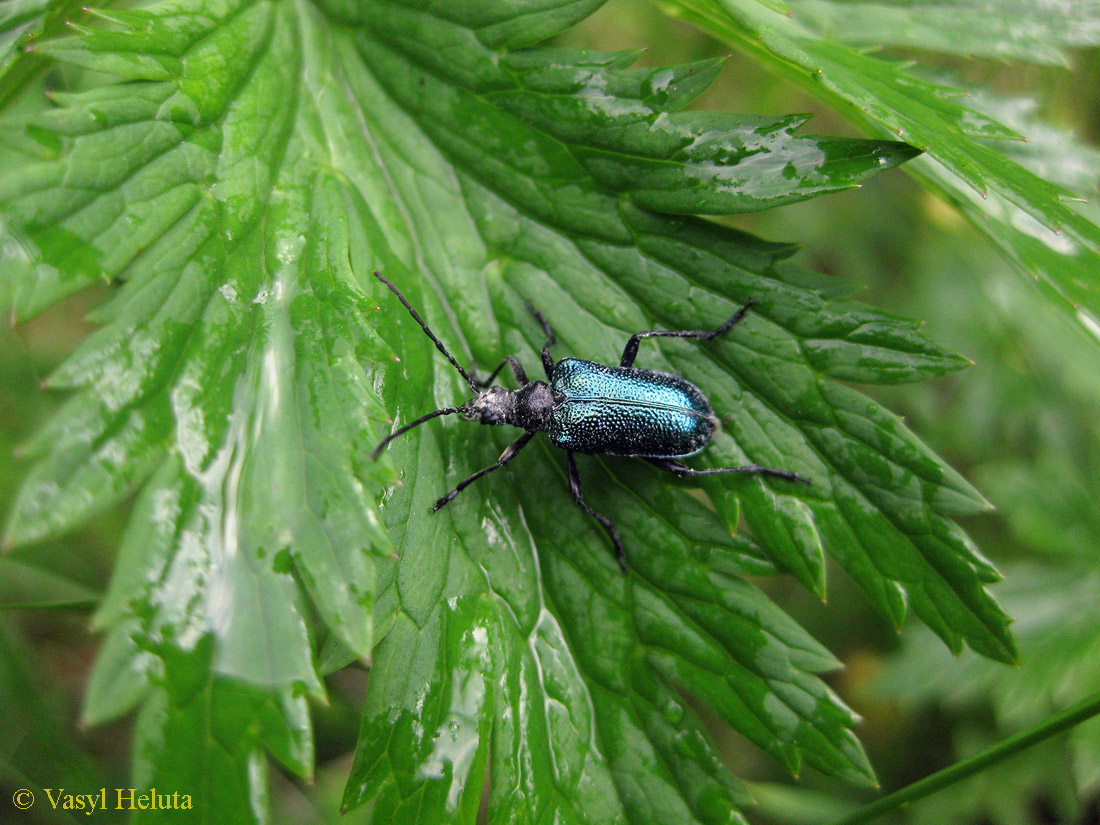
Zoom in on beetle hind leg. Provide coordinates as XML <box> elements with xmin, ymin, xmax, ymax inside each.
<box><xmin>619</xmin><ymin>299</ymin><xmax>756</xmax><ymax>367</ymax></box>
<box><xmin>566</xmin><ymin>452</ymin><xmax>627</xmax><ymax>571</ymax></box>
<box><xmin>648</xmin><ymin>457</ymin><xmax>811</xmax><ymax>485</ymax></box>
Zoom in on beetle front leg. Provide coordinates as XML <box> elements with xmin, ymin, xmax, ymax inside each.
<box><xmin>647</xmin><ymin>457</ymin><xmax>811</xmax><ymax>485</ymax></box>
<box><xmin>566</xmin><ymin>452</ymin><xmax>627</xmax><ymax>571</ymax></box>
<box><xmin>474</xmin><ymin>356</ymin><xmax>528</xmax><ymax>388</ymax></box>
<box><xmin>432</xmin><ymin>431</ymin><xmax>536</xmax><ymax>511</ymax></box>
<box><xmin>619</xmin><ymin>300</ymin><xmax>756</xmax><ymax>367</ymax></box>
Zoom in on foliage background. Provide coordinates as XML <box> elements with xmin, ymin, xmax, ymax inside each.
<box><xmin>1</xmin><ymin>0</ymin><xmax>1098</xmax><ymax>823</ymax></box>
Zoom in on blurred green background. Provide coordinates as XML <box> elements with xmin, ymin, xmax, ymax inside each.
<box><xmin>3</xmin><ymin>1</ymin><xmax>1099</xmax><ymax>822</ymax></box>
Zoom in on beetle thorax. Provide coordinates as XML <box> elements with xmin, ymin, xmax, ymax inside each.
<box><xmin>465</xmin><ymin>382</ymin><xmax>560</xmax><ymax>432</ymax></box>
<box><xmin>513</xmin><ymin>381</ymin><xmax>560</xmax><ymax>432</ymax></box>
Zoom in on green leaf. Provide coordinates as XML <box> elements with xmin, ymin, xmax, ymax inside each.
<box><xmin>0</xmin><ymin>0</ymin><xmax>50</xmax><ymax>68</ymax></box>
<box><xmin>787</xmin><ymin>0</ymin><xmax>1100</xmax><ymax>65</ymax></box>
<box><xmin>878</xmin><ymin>563</ymin><xmax>1100</xmax><ymax>822</ymax></box>
<box><xmin>0</xmin><ymin>327</ymin><xmax>108</xmax><ymax>610</ymax></box>
<box><xmin>0</xmin><ymin>0</ymin><xmax>87</xmax><ymax>112</ymax></box>
<box><xmin>660</xmin><ymin>0</ymin><xmax>1100</xmax><ymax>332</ymax></box>
<box><xmin>0</xmin><ymin>0</ymin><xmax>1015</xmax><ymax>821</ymax></box>
<box><xmin>82</xmin><ymin>616</ymin><xmax>156</xmax><ymax>727</ymax></box>
<box><xmin>871</xmin><ymin>235</ymin><xmax>1100</xmax><ymax>814</ymax></box>
<box><xmin>131</xmin><ymin>653</ymin><xmax>314</xmax><ymax>824</ymax></box>
<box><xmin>489</xmin><ymin>50</ymin><xmax>920</xmax><ymax>215</ymax></box>
<box><xmin>0</xmin><ymin>617</ymin><xmax>116</xmax><ymax>796</ymax></box>
<box><xmin>342</xmin><ymin>588</ymin><xmax>495</xmax><ymax>821</ymax></box>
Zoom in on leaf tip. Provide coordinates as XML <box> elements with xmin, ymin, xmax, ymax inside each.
<box><xmin>809</xmin><ymin>555</ymin><xmax>828</xmax><ymax>599</ymax></box>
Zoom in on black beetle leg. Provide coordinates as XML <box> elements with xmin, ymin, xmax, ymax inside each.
<box><xmin>647</xmin><ymin>457</ymin><xmax>811</xmax><ymax>485</ymax></box>
<box><xmin>525</xmin><ymin>300</ymin><xmax>556</xmax><ymax>380</ymax></box>
<box><xmin>619</xmin><ymin>299</ymin><xmax>756</xmax><ymax>368</ymax></box>
<box><xmin>474</xmin><ymin>356</ymin><xmax>528</xmax><ymax>388</ymax></box>
<box><xmin>566</xmin><ymin>452</ymin><xmax>627</xmax><ymax>571</ymax></box>
<box><xmin>432</xmin><ymin>431</ymin><xmax>536</xmax><ymax>511</ymax></box>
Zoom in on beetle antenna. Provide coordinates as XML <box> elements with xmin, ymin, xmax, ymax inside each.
<box><xmin>371</xmin><ymin>406</ymin><xmax>467</xmax><ymax>460</ymax></box>
<box><xmin>374</xmin><ymin>271</ymin><xmax>480</xmax><ymax>393</ymax></box>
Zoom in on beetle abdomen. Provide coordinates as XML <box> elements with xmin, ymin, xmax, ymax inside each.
<box><xmin>549</xmin><ymin>358</ymin><xmax>717</xmax><ymax>457</ymax></box>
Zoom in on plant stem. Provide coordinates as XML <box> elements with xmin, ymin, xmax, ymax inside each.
<box><xmin>828</xmin><ymin>689</ymin><xmax>1100</xmax><ymax>825</ymax></box>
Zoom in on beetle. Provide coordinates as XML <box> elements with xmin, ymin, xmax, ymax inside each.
<box><xmin>371</xmin><ymin>270</ymin><xmax>809</xmax><ymax>569</ymax></box>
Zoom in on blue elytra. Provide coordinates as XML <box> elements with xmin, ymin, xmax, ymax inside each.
<box><xmin>548</xmin><ymin>358</ymin><xmax>716</xmax><ymax>458</ymax></box>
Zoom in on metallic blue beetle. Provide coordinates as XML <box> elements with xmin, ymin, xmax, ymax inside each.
<box><xmin>371</xmin><ymin>271</ymin><xmax>809</xmax><ymax>569</ymax></box>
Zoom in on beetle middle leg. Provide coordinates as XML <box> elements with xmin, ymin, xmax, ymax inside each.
<box><xmin>432</xmin><ymin>431</ymin><xmax>536</xmax><ymax>511</ymax></box>
<box><xmin>647</xmin><ymin>457</ymin><xmax>811</xmax><ymax>485</ymax></box>
<box><xmin>619</xmin><ymin>299</ymin><xmax>756</xmax><ymax>368</ymax></box>
<box><xmin>566</xmin><ymin>452</ymin><xmax>627</xmax><ymax>571</ymax></box>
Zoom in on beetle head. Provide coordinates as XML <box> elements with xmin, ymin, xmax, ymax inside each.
<box><xmin>464</xmin><ymin>386</ymin><xmax>516</xmax><ymax>427</ymax></box>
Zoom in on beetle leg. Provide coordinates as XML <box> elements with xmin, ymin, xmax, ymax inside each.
<box><xmin>525</xmin><ymin>300</ymin><xmax>557</xmax><ymax>380</ymax></box>
<box><xmin>619</xmin><ymin>299</ymin><xmax>756</xmax><ymax>367</ymax></box>
<box><xmin>432</xmin><ymin>431</ymin><xmax>536</xmax><ymax>511</ymax></box>
<box><xmin>566</xmin><ymin>452</ymin><xmax>627</xmax><ymax>571</ymax></box>
<box><xmin>475</xmin><ymin>356</ymin><xmax>528</xmax><ymax>388</ymax></box>
<box><xmin>647</xmin><ymin>457</ymin><xmax>811</xmax><ymax>485</ymax></box>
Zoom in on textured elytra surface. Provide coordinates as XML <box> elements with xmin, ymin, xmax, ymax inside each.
<box><xmin>549</xmin><ymin>358</ymin><xmax>716</xmax><ymax>457</ymax></box>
